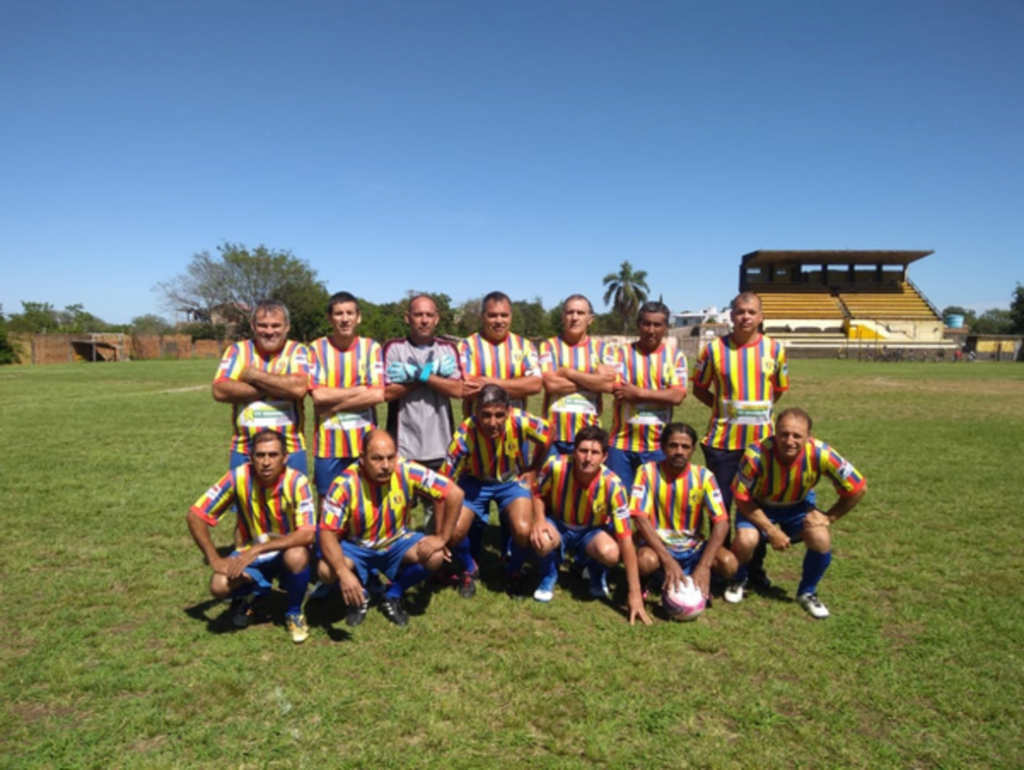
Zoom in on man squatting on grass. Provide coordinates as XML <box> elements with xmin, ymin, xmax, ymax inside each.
<box><xmin>528</xmin><ymin>425</ymin><xmax>651</xmax><ymax>625</ymax></box>
<box><xmin>186</xmin><ymin>429</ymin><xmax>316</xmax><ymax>643</ymax></box>
<box><xmin>316</xmin><ymin>430</ymin><xmax>464</xmax><ymax>628</ymax></box>
<box><xmin>630</xmin><ymin>423</ymin><xmax>738</xmax><ymax>603</ymax></box>
<box><xmin>725</xmin><ymin>407</ymin><xmax>867</xmax><ymax>619</ymax></box>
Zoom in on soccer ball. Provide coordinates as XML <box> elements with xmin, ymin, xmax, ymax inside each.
<box><xmin>663</xmin><ymin>576</ymin><xmax>706</xmax><ymax>622</ymax></box>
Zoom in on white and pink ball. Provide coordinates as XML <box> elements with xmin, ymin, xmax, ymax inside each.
<box><xmin>663</xmin><ymin>576</ymin><xmax>706</xmax><ymax>622</ymax></box>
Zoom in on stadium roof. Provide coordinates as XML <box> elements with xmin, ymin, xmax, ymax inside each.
<box><xmin>742</xmin><ymin>250</ymin><xmax>933</xmax><ymax>267</ymax></box>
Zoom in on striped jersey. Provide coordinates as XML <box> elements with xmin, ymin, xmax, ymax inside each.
<box><xmin>538</xmin><ymin>335</ymin><xmax>612</xmax><ymax>444</ymax></box>
<box><xmin>692</xmin><ymin>333</ymin><xmax>789</xmax><ymax>451</ymax></box>
<box><xmin>190</xmin><ymin>465</ymin><xmax>316</xmax><ymax>549</ymax></box>
<box><xmin>441</xmin><ymin>408</ymin><xmax>550</xmax><ymax>483</ymax></box>
<box><xmin>308</xmin><ymin>336</ymin><xmax>384</xmax><ymax>458</ymax></box>
<box><xmin>630</xmin><ymin>462</ymin><xmax>728</xmax><ymax>551</ymax></box>
<box><xmin>732</xmin><ymin>437</ymin><xmax>866</xmax><ymax>506</ymax></box>
<box><xmin>459</xmin><ymin>332</ymin><xmax>541</xmax><ymax>409</ymax></box>
<box><xmin>534</xmin><ymin>455</ymin><xmax>632</xmax><ymax>540</ymax></box>
<box><xmin>610</xmin><ymin>342</ymin><xmax>688</xmax><ymax>451</ymax></box>
<box><xmin>321</xmin><ymin>458</ymin><xmax>451</xmax><ymax>550</ymax></box>
<box><xmin>214</xmin><ymin>339</ymin><xmax>310</xmax><ymax>454</ymax></box>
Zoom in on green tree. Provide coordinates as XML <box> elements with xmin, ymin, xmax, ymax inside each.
<box><xmin>511</xmin><ymin>297</ymin><xmax>554</xmax><ymax>339</ymax></box>
<box><xmin>155</xmin><ymin>242</ymin><xmax>329</xmax><ymax>342</ymax></box>
<box><xmin>971</xmin><ymin>308</ymin><xmax>1013</xmax><ymax>335</ymax></box>
<box><xmin>0</xmin><ymin>305</ymin><xmax>17</xmax><ymax>364</ymax></box>
<box><xmin>7</xmin><ymin>301</ymin><xmax>61</xmax><ymax>333</ymax></box>
<box><xmin>602</xmin><ymin>261</ymin><xmax>650</xmax><ymax>332</ymax></box>
<box><xmin>130</xmin><ymin>314</ymin><xmax>173</xmax><ymax>335</ymax></box>
<box><xmin>1009</xmin><ymin>284</ymin><xmax>1024</xmax><ymax>335</ymax></box>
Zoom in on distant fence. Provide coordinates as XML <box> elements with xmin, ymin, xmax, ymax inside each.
<box><xmin>9</xmin><ymin>333</ymin><xmax>226</xmax><ymax>365</ymax></box>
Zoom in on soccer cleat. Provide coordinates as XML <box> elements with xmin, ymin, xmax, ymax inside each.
<box><xmin>285</xmin><ymin>613</ymin><xmax>310</xmax><ymax>644</ymax></box>
<box><xmin>723</xmin><ymin>578</ymin><xmax>747</xmax><ymax>604</ymax></box>
<box><xmin>230</xmin><ymin>595</ymin><xmax>256</xmax><ymax>628</ymax></box>
<box><xmin>798</xmin><ymin>592</ymin><xmax>830</xmax><ymax>619</ymax></box>
<box><xmin>458</xmin><ymin>570</ymin><xmax>479</xmax><ymax>599</ymax></box>
<box><xmin>533</xmin><ymin>569</ymin><xmax>558</xmax><ymax>603</ymax></box>
<box><xmin>506</xmin><ymin>571</ymin><xmax>529</xmax><ymax>600</ymax></box>
<box><xmin>345</xmin><ymin>597</ymin><xmax>370</xmax><ymax>627</ymax></box>
<box><xmin>380</xmin><ymin>597</ymin><xmax>410</xmax><ymax>627</ymax></box>
<box><xmin>588</xmin><ymin>568</ymin><xmax>611</xmax><ymax>600</ymax></box>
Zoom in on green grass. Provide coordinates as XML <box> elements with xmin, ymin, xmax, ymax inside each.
<box><xmin>1</xmin><ymin>359</ymin><xmax>1022</xmax><ymax>768</ymax></box>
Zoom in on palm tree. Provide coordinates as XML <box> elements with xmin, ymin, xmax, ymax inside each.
<box><xmin>602</xmin><ymin>261</ymin><xmax>650</xmax><ymax>332</ymax></box>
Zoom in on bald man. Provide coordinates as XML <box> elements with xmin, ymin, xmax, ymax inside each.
<box><xmin>317</xmin><ymin>430</ymin><xmax>464</xmax><ymax>628</ymax></box>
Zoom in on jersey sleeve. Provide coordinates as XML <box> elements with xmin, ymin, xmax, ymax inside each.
<box><xmin>289</xmin><ymin>473</ymin><xmax>318</xmax><ymax>530</ymax></box>
<box><xmin>440</xmin><ymin>422</ymin><xmax>470</xmax><ymax>478</ymax></box>
<box><xmin>213</xmin><ymin>343</ymin><xmax>243</xmax><ymax>383</ymax></box>
<box><xmin>367</xmin><ymin>340</ymin><xmax>385</xmax><ymax>388</ymax></box>
<box><xmin>628</xmin><ymin>463</ymin><xmax>655</xmax><ymax>519</ymax></box>
<box><xmin>533</xmin><ymin>455</ymin><xmax>558</xmax><ymax>498</ymax></box>
<box><xmin>522</xmin><ymin>338</ymin><xmax>542</xmax><ymax>378</ymax></box>
<box><xmin>308</xmin><ymin>341</ymin><xmax>328</xmax><ymax>389</ymax></box>
<box><xmin>819</xmin><ymin>442</ymin><xmax>866</xmax><ymax>497</ymax></box>
<box><xmin>407</xmin><ymin>460</ymin><xmax>452</xmax><ymax>502</ymax></box>
<box><xmin>731</xmin><ymin>445</ymin><xmax>763</xmax><ymax>503</ymax></box>
<box><xmin>189</xmin><ymin>471</ymin><xmax>237</xmax><ymax>525</ymax></box>
<box><xmin>700</xmin><ymin>472</ymin><xmax>729</xmax><ymax>523</ymax></box>
<box><xmin>692</xmin><ymin>341</ymin><xmax>714</xmax><ymax>391</ymax></box>
<box><xmin>773</xmin><ymin>341</ymin><xmax>790</xmax><ymax>393</ymax></box>
<box><xmin>537</xmin><ymin>339</ymin><xmax>556</xmax><ymax>374</ymax></box>
<box><xmin>522</xmin><ymin>411</ymin><xmax>551</xmax><ymax>448</ymax></box>
<box><xmin>320</xmin><ymin>479</ymin><xmax>350</xmax><ymax>533</ymax></box>
<box><xmin>608</xmin><ymin>476</ymin><xmax>633</xmax><ymax>540</ymax></box>
<box><xmin>667</xmin><ymin>348</ymin><xmax>688</xmax><ymax>391</ymax></box>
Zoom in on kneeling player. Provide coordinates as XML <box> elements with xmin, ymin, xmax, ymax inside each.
<box><xmin>529</xmin><ymin>426</ymin><xmax>650</xmax><ymax>625</ymax></box>
<box><xmin>438</xmin><ymin>384</ymin><xmax>550</xmax><ymax>598</ymax></box>
<box><xmin>725</xmin><ymin>408</ymin><xmax>867</xmax><ymax>619</ymax></box>
<box><xmin>630</xmin><ymin>423</ymin><xmax>737</xmax><ymax>606</ymax></box>
<box><xmin>186</xmin><ymin>429</ymin><xmax>316</xmax><ymax>643</ymax></box>
<box><xmin>318</xmin><ymin>430</ymin><xmax>463</xmax><ymax>627</ymax></box>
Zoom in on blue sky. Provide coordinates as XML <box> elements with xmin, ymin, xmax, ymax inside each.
<box><xmin>2</xmin><ymin>1</ymin><xmax>1021</xmax><ymax>324</ymax></box>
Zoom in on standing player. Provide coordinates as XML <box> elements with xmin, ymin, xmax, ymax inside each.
<box><xmin>539</xmin><ymin>295</ymin><xmax>616</xmax><ymax>456</ymax></box>
<box><xmin>630</xmin><ymin>423</ymin><xmax>737</xmax><ymax>604</ymax></box>
<box><xmin>317</xmin><ymin>430</ymin><xmax>464</xmax><ymax>627</ymax></box>
<box><xmin>383</xmin><ymin>294</ymin><xmax>463</xmax><ymax>476</ymax></box>
<box><xmin>459</xmin><ymin>291</ymin><xmax>543</xmax><ymax>413</ymax></box>
<box><xmin>308</xmin><ymin>292</ymin><xmax>384</xmax><ymax>499</ymax></box>
<box><xmin>726</xmin><ymin>408</ymin><xmax>867</xmax><ymax>619</ymax></box>
<box><xmin>607</xmin><ymin>301</ymin><xmax>688</xmax><ymax>488</ymax></box>
<box><xmin>692</xmin><ymin>292</ymin><xmax>788</xmax><ymax>589</ymax></box>
<box><xmin>528</xmin><ymin>426</ymin><xmax>650</xmax><ymax>625</ymax></box>
<box><xmin>186</xmin><ymin>429</ymin><xmax>316</xmax><ymax>643</ymax></box>
<box><xmin>212</xmin><ymin>300</ymin><xmax>310</xmax><ymax>474</ymax></box>
<box><xmin>438</xmin><ymin>384</ymin><xmax>550</xmax><ymax>598</ymax></box>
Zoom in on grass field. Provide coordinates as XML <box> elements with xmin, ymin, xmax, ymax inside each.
<box><xmin>1</xmin><ymin>359</ymin><xmax>1022</xmax><ymax>768</ymax></box>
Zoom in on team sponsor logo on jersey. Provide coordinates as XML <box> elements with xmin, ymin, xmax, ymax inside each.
<box><xmin>539</xmin><ymin>352</ymin><xmax>553</xmax><ymax>367</ymax></box>
<box><xmin>298</xmin><ymin>499</ymin><xmax>315</xmax><ymax>517</ymax></box>
<box><xmin>710</xmin><ymin>489</ymin><xmax>724</xmax><ymax>506</ymax></box>
<box><xmin>216</xmin><ymin>359</ymin><xmax>231</xmax><ymax>377</ymax></box>
<box><xmin>294</xmin><ymin>348</ymin><xmax>308</xmax><ymax>366</ymax></box>
<box><xmin>372</xmin><ymin>360</ymin><xmax>384</xmax><ymax>378</ymax></box>
<box><xmin>422</xmin><ymin>469</ymin><xmax>437</xmax><ymax>490</ymax></box>
<box><xmin>631</xmin><ymin>483</ymin><xmax>646</xmax><ymax>500</ymax></box>
<box><xmin>838</xmin><ymin>460</ymin><xmax>853</xmax><ymax>479</ymax></box>
<box><xmin>203</xmin><ymin>483</ymin><xmax>222</xmax><ymax>502</ymax></box>
<box><xmin>737</xmin><ymin>472</ymin><xmax>753</xmax><ymax>489</ymax></box>
<box><xmin>614</xmin><ymin>505</ymin><xmax>629</xmax><ymax>521</ymax></box>
<box><xmin>781</xmin><ymin>362</ymin><xmax>788</xmax><ymax>377</ymax></box>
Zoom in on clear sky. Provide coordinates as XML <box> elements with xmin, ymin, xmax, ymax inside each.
<box><xmin>2</xmin><ymin>0</ymin><xmax>1021</xmax><ymax>324</ymax></box>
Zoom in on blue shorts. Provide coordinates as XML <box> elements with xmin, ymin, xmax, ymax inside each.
<box><xmin>459</xmin><ymin>476</ymin><xmax>532</xmax><ymax>523</ymax></box>
<box><xmin>605</xmin><ymin>447</ymin><xmax>665</xmax><ymax>488</ymax></box>
<box><xmin>550</xmin><ymin>518</ymin><xmax>607</xmax><ymax>562</ymax></box>
<box><xmin>665</xmin><ymin>541</ymin><xmax>708</xmax><ymax>575</ymax></box>
<box><xmin>231</xmin><ymin>450</ymin><xmax>309</xmax><ymax>476</ymax></box>
<box><xmin>735</xmin><ymin>500</ymin><xmax>815</xmax><ymax>542</ymax></box>
<box><xmin>342</xmin><ymin>533</ymin><xmax>424</xmax><ymax>583</ymax></box>
<box><xmin>314</xmin><ymin>456</ymin><xmax>360</xmax><ymax>496</ymax></box>
<box><xmin>231</xmin><ymin>548</ymin><xmax>287</xmax><ymax>593</ymax></box>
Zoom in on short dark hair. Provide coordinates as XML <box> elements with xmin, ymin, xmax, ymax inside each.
<box><xmin>477</xmin><ymin>383</ymin><xmax>510</xmax><ymax>411</ymax></box>
<box><xmin>327</xmin><ymin>291</ymin><xmax>360</xmax><ymax>314</ymax></box>
<box><xmin>252</xmin><ymin>300</ymin><xmax>290</xmax><ymax>325</ymax></box>
<box><xmin>561</xmin><ymin>294</ymin><xmax>594</xmax><ymax>314</ymax></box>
<box><xmin>249</xmin><ymin>429</ymin><xmax>286</xmax><ymax>456</ymax></box>
<box><xmin>637</xmin><ymin>300</ymin><xmax>670</xmax><ymax>324</ymax></box>
<box><xmin>660</xmin><ymin>422</ymin><xmax>697</xmax><ymax>449</ymax></box>
<box><xmin>574</xmin><ymin>425</ymin><xmax>609</xmax><ymax>453</ymax></box>
<box><xmin>481</xmin><ymin>291</ymin><xmax>512</xmax><ymax>313</ymax></box>
<box><xmin>776</xmin><ymin>407</ymin><xmax>812</xmax><ymax>432</ymax></box>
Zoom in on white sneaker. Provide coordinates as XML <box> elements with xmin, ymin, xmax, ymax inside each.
<box><xmin>723</xmin><ymin>578</ymin><xmax>747</xmax><ymax>604</ymax></box>
<box><xmin>797</xmin><ymin>592</ymin><xmax>830</xmax><ymax>619</ymax></box>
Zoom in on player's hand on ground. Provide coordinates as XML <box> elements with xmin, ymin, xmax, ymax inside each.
<box><xmin>803</xmin><ymin>509</ymin><xmax>831</xmax><ymax>529</ymax></box>
<box><xmin>691</xmin><ymin>564</ymin><xmax>712</xmax><ymax>598</ymax></box>
<box><xmin>386</xmin><ymin>361</ymin><xmax>420</xmax><ymax>384</ymax></box>
<box><xmin>437</xmin><ymin>353</ymin><xmax>457</xmax><ymax>378</ymax></box>
<box><xmin>628</xmin><ymin>592</ymin><xmax>652</xmax><ymax>626</ymax></box>
<box><xmin>662</xmin><ymin>559</ymin><xmax>686</xmax><ymax>594</ymax></box>
<box><xmin>766</xmin><ymin>525</ymin><xmax>792</xmax><ymax>552</ymax></box>
<box><xmin>339</xmin><ymin>572</ymin><xmax>366</xmax><ymax>607</ymax></box>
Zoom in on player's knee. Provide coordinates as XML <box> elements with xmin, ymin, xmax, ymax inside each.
<box><xmin>283</xmin><ymin>546</ymin><xmax>310</xmax><ymax>572</ymax></box>
<box><xmin>715</xmin><ymin>549</ymin><xmax>738</xmax><ymax>578</ymax></box>
<box><xmin>803</xmin><ymin>528</ymin><xmax>831</xmax><ymax>553</ymax></box>
<box><xmin>317</xmin><ymin>560</ymin><xmax>336</xmax><ymax>584</ymax></box>
<box><xmin>592</xmin><ymin>539</ymin><xmax>620</xmax><ymax>567</ymax></box>
<box><xmin>209</xmin><ymin>573</ymin><xmax>231</xmax><ymax>599</ymax></box>
<box><xmin>637</xmin><ymin>548</ymin><xmax>659</xmax><ymax>576</ymax></box>
<box><xmin>732</xmin><ymin>529</ymin><xmax>759</xmax><ymax>561</ymax></box>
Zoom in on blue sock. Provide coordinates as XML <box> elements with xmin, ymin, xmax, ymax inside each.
<box><xmin>506</xmin><ymin>542</ymin><xmax>529</xmax><ymax>575</ymax></box>
<box><xmin>469</xmin><ymin>520</ymin><xmax>486</xmax><ymax>562</ymax></box>
<box><xmin>798</xmin><ymin>550</ymin><xmax>832</xmax><ymax>596</ymax></box>
<box><xmin>499</xmin><ymin>516</ymin><xmax>511</xmax><ymax>559</ymax></box>
<box><xmin>734</xmin><ymin>564</ymin><xmax>749</xmax><ymax>583</ymax></box>
<box><xmin>538</xmin><ymin>551</ymin><xmax>558</xmax><ymax>579</ymax></box>
<box><xmin>386</xmin><ymin>563</ymin><xmax>429</xmax><ymax>600</ymax></box>
<box><xmin>453</xmin><ymin>537</ymin><xmax>478</xmax><ymax>575</ymax></box>
<box><xmin>284</xmin><ymin>566</ymin><xmax>311</xmax><ymax>616</ymax></box>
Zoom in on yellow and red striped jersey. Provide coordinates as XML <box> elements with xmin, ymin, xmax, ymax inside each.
<box><xmin>214</xmin><ymin>339</ymin><xmax>310</xmax><ymax>454</ymax></box>
<box><xmin>308</xmin><ymin>336</ymin><xmax>384</xmax><ymax>458</ymax></box>
<box><xmin>534</xmin><ymin>455</ymin><xmax>632</xmax><ymax>540</ymax></box>
<box><xmin>321</xmin><ymin>458</ymin><xmax>451</xmax><ymax>550</ymax></box>
<box><xmin>459</xmin><ymin>332</ymin><xmax>541</xmax><ymax>408</ymax></box>
<box><xmin>630</xmin><ymin>462</ymin><xmax>727</xmax><ymax>551</ymax></box>
<box><xmin>609</xmin><ymin>342</ymin><xmax>688</xmax><ymax>451</ymax></box>
<box><xmin>441</xmin><ymin>409</ymin><xmax>550</xmax><ymax>482</ymax></box>
<box><xmin>732</xmin><ymin>437</ymin><xmax>866</xmax><ymax>506</ymax></box>
<box><xmin>190</xmin><ymin>465</ymin><xmax>316</xmax><ymax>548</ymax></box>
<box><xmin>692</xmin><ymin>333</ymin><xmax>788</xmax><ymax>451</ymax></box>
<box><xmin>538</xmin><ymin>335</ymin><xmax>612</xmax><ymax>444</ymax></box>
